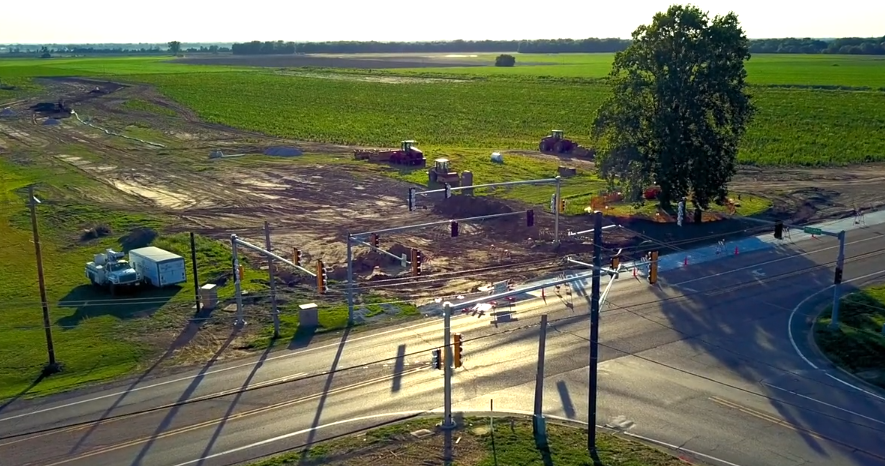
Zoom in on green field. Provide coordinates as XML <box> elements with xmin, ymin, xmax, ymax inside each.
<box><xmin>3</xmin><ymin>54</ymin><xmax>885</xmax><ymax>166</ymax></box>
<box><xmin>1</xmin><ymin>51</ymin><xmax>883</xmax><ymax>400</ymax></box>
<box><xmin>815</xmin><ymin>284</ymin><xmax>885</xmax><ymax>389</ymax></box>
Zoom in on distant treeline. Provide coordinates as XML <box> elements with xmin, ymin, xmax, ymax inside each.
<box><xmin>5</xmin><ymin>36</ymin><xmax>885</xmax><ymax>56</ymax></box>
<box><xmin>749</xmin><ymin>37</ymin><xmax>885</xmax><ymax>55</ymax></box>
<box><xmin>227</xmin><ymin>36</ymin><xmax>885</xmax><ymax>56</ymax></box>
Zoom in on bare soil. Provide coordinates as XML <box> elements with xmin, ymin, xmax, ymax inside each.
<box><xmin>3</xmin><ymin>75</ymin><xmax>885</xmax><ymax>358</ymax></box>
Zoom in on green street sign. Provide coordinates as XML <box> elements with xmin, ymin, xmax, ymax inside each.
<box><xmin>803</xmin><ymin>227</ymin><xmax>823</xmax><ymax>235</ymax></box>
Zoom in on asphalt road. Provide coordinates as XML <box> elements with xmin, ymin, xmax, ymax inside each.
<box><xmin>2</xmin><ymin>225</ymin><xmax>885</xmax><ymax>466</ymax></box>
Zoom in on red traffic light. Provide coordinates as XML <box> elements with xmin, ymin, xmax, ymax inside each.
<box><xmin>526</xmin><ymin>209</ymin><xmax>535</xmax><ymax>227</ymax></box>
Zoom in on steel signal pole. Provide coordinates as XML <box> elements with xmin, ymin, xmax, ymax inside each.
<box><xmin>588</xmin><ymin>210</ymin><xmax>603</xmax><ymax>464</ymax></box>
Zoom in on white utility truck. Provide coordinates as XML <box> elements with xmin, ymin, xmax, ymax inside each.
<box><xmin>85</xmin><ymin>249</ymin><xmax>143</xmax><ymax>293</ymax></box>
<box><xmin>128</xmin><ymin>246</ymin><xmax>187</xmax><ymax>288</ymax></box>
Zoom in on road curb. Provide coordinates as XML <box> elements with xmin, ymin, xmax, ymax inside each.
<box><xmin>805</xmin><ymin>290</ymin><xmax>885</xmax><ymax>397</ymax></box>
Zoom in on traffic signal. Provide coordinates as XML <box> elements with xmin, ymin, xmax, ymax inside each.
<box><xmin>316</xmin><ymin>259</ymin><xmax>328</xmax><ymax>294</ymax></box>
<box><xmin>370</xmin><ymin>233</ymin><xmax>380</xmax><ymax>248</ymax></box>
<box><xmin>444</xmin><ymin>183</ymin><xmax>452</xmax><ymax>199</ymax></box>
<box><xmin>451</xmin><ymin>220</ymin><xmax>459</xmax><ymax>237</ymax></box>
<box><xmin>648</xmin><ymin>250</ymin><xmax>659</xmax><ymax>285</ymax></box>
<box><xmin>410</xmin><ymin>248</ymin><xmax>423</xmax><ymax>276</ymax></box>
<box><xmin>408</xmin><ymin>187</ymin><xmax>417</xmax><ymax>211</ymax></box>
<box><xmin>453</xmin><ymin>333</ymin><xmax>464</xmax><ymax>368</ymax></box>
<box><xmin>526</xmin><ymin>209</ymin><xmax>535</xmax><ymax>227</ymax></box>
<box><xmin>558</xmin><ymin>197</ymin><xmax>566</xmax><ymax>214</ymax></box>
<box><xmin>431</xmin><ymin>348</ymin><xmax>442</xmax><ymax>370</ymax></box>
<box><xmin>774</xmin><ymin>220</ymin><xmax>784</xmax><ymax>240</ymax></box>
<box><xmin>610</xmin><ymin>255</ymin><xmax>620</xmax><ymax>277</ymax></box>
<box><xmin>237</xmin><ymin>264</ymin><xmax>244</xmax><ymax>281</ymax></box>
<box><xmin>293</xmin><ymin>247</ymin><xmax>302</xmax><ymax>266</ymax></box>
<box><xmin>834</xmin><ymin>267</ymin><xmax>843</xmax><ymax>284</ymax></box>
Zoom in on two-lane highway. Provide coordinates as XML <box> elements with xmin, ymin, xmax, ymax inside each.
<box><xmin>2</xmin><ymin>224</ymin><xmax>885</xmax><ymax>466</ymax></box>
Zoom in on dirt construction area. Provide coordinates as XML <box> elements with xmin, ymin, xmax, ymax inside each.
<box><xmin>2</xmin><ymin>77</ymin><xmax>885</xmax><ymax>305</ymax></box>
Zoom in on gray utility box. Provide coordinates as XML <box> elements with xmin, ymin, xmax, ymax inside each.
<box><xmin>128</xmin><ymin>246</ymin><xmax>187</xmax><ymax>288</ymax></box>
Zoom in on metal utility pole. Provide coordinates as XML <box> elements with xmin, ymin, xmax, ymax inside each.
<box><xmin>533</xmin><ymin>314</ymin><xmax>549</xmax><ymax>446</ymax></box>
<box><xmin>264</xmin><ymin>221</ymin><xmax>280</xmax><ymax>338</ymax></box>
<box><xmin>534</xmin><ymin>314</ymin><xmax>548</xmax><ymax>418</ymax></box>
<box><xmin>588</xmin><ymin>210</ymin><xmax>603</xmax><ymax>463</ymax></box>
<box><xmin>28</xmin><ymin>185</ymin><xmax>59</xmax><ymax>373</ymax></box>
<box><xmin>190</xmin><ymin>232</ymin><xmax>201</xmax><ymax>314</ymax></box>
<box><xmin>230</xmin><ymin>234</ymin><xmax>246</xmax><ymax>327</ymax></box>
<box><xmin>830</xmin><ymin>230</ymin><xmax>847</xmax><ymax>329</ymax></box>
<box><xmin>346</xmin><ymin>234</ymin><xmax>354</xmax><ymax>326</ymax></box>
<box><xmin>442</xmin><ymin>302</ymin><xmax>456</xmax><ymax>431</ymax></box>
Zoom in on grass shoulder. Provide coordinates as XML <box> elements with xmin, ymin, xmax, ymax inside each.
<box><xmin>815</xmin><ymin>284</ymin><xmax>885</xmax><ymax>389</ymax></box>
<box><xmin>247</xmin><ymin>415</ymin><xmax>699</xmax><ymax>466</ymax></box>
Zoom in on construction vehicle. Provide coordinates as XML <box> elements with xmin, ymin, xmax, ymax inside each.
<box><xmin>428</xmin><ymin>158</ymin><xmax>460</xmax><ymax>185</ymax></box>
<box><xmin>353</xmin><ymin>140</ymin><xmax>427</xmax><ymax>166</ymax></box>
<box><xmin>85</xmin><ymin>249</ymin><xmax>143</xmax><ymax>294</ymax></box>
<box><xmin>539</xmin><ymin>130</ymin><xmax>593</xmax><ymax>158</ymax></box>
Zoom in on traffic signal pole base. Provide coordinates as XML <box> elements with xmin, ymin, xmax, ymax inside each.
<box><xmin>42</xmin><ymin>362</ymin><xmax>62</xmax><ymax>376</ymax></box>
<box><xmin>440</xmin><ymin>417</ymin><xmax>457</xmax><ymax>430</ymax></box>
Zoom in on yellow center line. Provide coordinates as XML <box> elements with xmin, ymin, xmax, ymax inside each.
<box><xmin>28</xmin><ymin>367</ymin><xmax>426</xmax><ymax>466</ymax></box>
<box><xmin>708</xmin><ymin>396</ymin><xmax>885</xmax><ymax>462</ymax></box>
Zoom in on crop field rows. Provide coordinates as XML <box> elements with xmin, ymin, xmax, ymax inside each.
<box><xmin>2</xmin><ymin>52</ymin><xmax>885</xmax><ymax>399</ymax></box>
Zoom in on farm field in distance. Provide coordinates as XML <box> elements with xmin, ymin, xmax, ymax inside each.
<box><xmin>1</xmin><ymin>51</ymin><xmax>885</xmax><ymax>400</ymax></box>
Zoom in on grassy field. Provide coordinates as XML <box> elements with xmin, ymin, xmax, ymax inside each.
<box><xmin>815</xmin><ymin>284</ymin><xmax>885</xmax><ymax>389</ymax></box>
<box><xmin>3</xmin><ymin>54</ymin><xmax>885</xmax><ymax>166</ymax></box>
<box><xmin>248</xmin><ymin>416</ymin><xmax>690</xmax><ymax>466</ymax></box>
<box><xmin>0</xmin><ymin>155</ymin><xmax>410</xmax><ymax>400</ymax></box>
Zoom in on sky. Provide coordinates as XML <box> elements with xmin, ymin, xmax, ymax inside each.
<box><xmin>1</xmin><ymin>0</ymin><xmax>883</xmax><ymax>44</ymax></box>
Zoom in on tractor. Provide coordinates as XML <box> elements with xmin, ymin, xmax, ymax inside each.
<box><xmin>354</xmin><ymin>140</ymin><xmax>427</xmax><ymax>166</ymax></box>
<box><xmin>428</xmin><ymin>158</ymin><xmax>460</xmax><ymax>185</ymax></box>
<box><xmin>539</xmin><ymin>130</ymin><xmax>594</xmax><ymax>158</ymax></box>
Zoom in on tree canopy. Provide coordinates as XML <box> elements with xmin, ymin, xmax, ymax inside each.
<box><xmin>591</xmin><ymin>4</ymin><xmax>755</xmax><ymax>209</ymax></box>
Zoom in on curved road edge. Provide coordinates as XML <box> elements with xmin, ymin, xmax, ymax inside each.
<box><xmin>788</xmin><ymin>270</ymin><xmax>885</xmax><ymax>402</ymax></box>
<box><xmin>172</xmin><ymin>409</ymin><xmax>744</xmax><ymax>466</ymax></box>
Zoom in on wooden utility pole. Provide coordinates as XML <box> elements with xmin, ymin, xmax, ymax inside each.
<box><xmin>28</xmin><ymin>185</ymin><xmax>60</xmax><ymax>374</ymax></box>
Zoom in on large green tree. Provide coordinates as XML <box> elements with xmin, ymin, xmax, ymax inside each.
<box><xmin>592</xmin><ymin>4</ymin><xmax>755</xmax><ymax>209</ymax></box>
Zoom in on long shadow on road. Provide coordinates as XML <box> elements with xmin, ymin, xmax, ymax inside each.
<box><xmin>297</xmin><ymin>326</ymin><xmax>351</xmax><ymax>465</ymax></box>
<box><xmin>602</xmin><ymin>224</ymin><xmax>885</xmax><ymax>466</ymax></box>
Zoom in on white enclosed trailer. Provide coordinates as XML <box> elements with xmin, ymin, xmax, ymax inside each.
<box><xmin>128</xmin><ymin>246</ymin><xmax>187</xmax><ymax>288</ymax></box>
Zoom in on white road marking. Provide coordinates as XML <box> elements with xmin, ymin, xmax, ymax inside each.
<box><xmin>787</xmin><ymin>269</ymin><xmax>885</xmax><ymax>402</ymax></box>
<box><xmin>763</xmin><ymin>383</ymin><xmax>885</xmax><ymax>425</ymax></box>
<box><xmin>173</xmin><ymin>409</ymin><xmax>745</xmax><ymax>466</ymax></box>
<box><xmin>671</xmin><ymin>234</ymin><xmax>884</xmax><ymax>287</ymax></box>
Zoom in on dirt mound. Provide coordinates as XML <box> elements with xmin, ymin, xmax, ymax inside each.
<box><xmin>432</xmin><ymin>196</ymin><xmax>514</xmax><ymax>218</ymax></box>
<box><xmin>329</xmin><ymin>242</ymin><xmax>411</xmax><ymax>280</ymax></box>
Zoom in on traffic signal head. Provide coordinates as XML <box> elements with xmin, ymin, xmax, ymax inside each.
<box><xmin>451</xmin><ymin>220</ymin><xmax>459</xmax><ymax>237</ymax></box>
<box><xmin>453</xmin><ymin>333</ymin><xmax>464</xmax><ymax>368</ymax></box>
<box><xmin>526</xmin><ymin>209</ymin><xmax>534</xmax><ymax>227</ymax></box>
<box><xmin>648</xmin><ymin>250</ymin><xmax>659</xmax><ymax>284</ymax></box>
<box><xmin>370</xmin><ymin>233</ymin><xmax>380</xmax><ymax>248</ymax></box>
<box><xmin>316</xmin><ymin>259</ymin><xmax>328</xmax><ymax>294</ymax></box>
<box><xmin>431</xmin><ymin>348</ymin><xmax>441</xmax><ymax>370</ymax></box>
<box><xmin>610</xmin><ymin>256</ymin><xmax>620</xmax><ymax>276</ymax></box>
<box><xmin>293</xmin><ymin>248</ymin><xmax>302</xmax><ymax>266</ymax></box>
<box><xmin>410</xmin><ymin>248</ymin><xmax>422</xmax><ymax>276</ymax></box>
<box><xmin>558</xmin><ymin>198</ymin><xmax>566</xmax><ymax>213</ymax></box>
<box><xmin>444</xmin><ymin>183</ymin><xmax>452</xmax><ymax>199</ymax></box>
<box><xmin>834</xmin><ymin>267</ymin><xmax>843</xmax><ymax>284</ymax></box>
<box><xmin>774</xmin><ymin>221</ymin><xmax>784</xmax><ymax>240</ymax></box>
